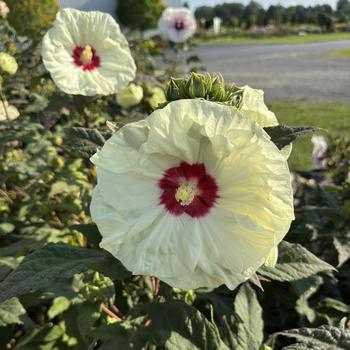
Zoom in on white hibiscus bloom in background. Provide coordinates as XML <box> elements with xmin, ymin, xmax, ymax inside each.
<box><xmin>0</xmin><ymin>100</ymin><xmax>20</xmax><ymax>120</ymax></box>
<box><xmin>41</xmin><ymin>8</ymin><xmax>136</xmax><ymax>96</ymax></box>
<box><xmin>158</xmin><ymin>8</ymin><xmax>197</xmax><ymax>43</ymax></box>
<box><xmin>91</xmin><ymin>99</ymin><xmax>294</xmax><ymax>290</ymax></box>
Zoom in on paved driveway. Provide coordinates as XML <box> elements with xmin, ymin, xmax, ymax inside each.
<box><xmin>195</xmin><ymin>40</ymin><xmax>350</xmax><ymax>103</ymax></box>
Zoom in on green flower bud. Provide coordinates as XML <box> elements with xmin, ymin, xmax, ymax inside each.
<box><xmin>185</xmin><ymin>73</ymin><xmax>207</xmax><ymax>98</ymax></box>
<box><xmin>146</xmin><ymin>87</ymin><xmax>167</xmax><ymax>110</ymax></box>
<box><xmin>172</xmin><ymin>288</ymin><xmax>196</xmax><ymax>305</ymax></box>
<box><xmin>164</xmin><ymin>72</ymin><xmax>242</xmax><ymax>107</ymax></box>
<box><xmin>116</xmin><ymin>83</ymin><xmax>143</xmax><ymax>109</ymax></box>
<box><xmin>0</xmin><ymin>52</ymin><xmax>18</xmax><ymax>75</ymax></box>
<box><xmin>80</xmin><ymin>271</ymin><xmax>115</xmax><ymax>303</ymax></box>
<box><xmin>209</xmin><ymin>74</ymin><xmax>225</xmax><ymax>101</ymax></box>
<box><xmin>166</xmin><ymin>78</ymin><xmax>183</xmax><ymax>101</ymax></box>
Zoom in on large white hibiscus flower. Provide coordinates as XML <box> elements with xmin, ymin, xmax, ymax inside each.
<box><xmin>90</xmin><ymin>99</ymin><xmax>294</xmax><ymax>290</ymax></box>
<box><xmin>158</xmin><ymin>8</ymin><xmax>197</xmax><ymax>43</ymax></box>
<box><xmin>41</xmin><ymin>8</ymin><xmax>136</xmax><ymax>96</ymax></box>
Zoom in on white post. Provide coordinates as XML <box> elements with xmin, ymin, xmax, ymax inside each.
<box><xmin>213</xmin><ymin>17</ymin><xmax>222</xmax><ymax>35</ymax></box>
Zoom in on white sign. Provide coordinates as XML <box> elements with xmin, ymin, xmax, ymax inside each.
<box><xmin>213</xmin><ymin>17</ymin><xmax>221</xmax><ymax>34</ymax></box>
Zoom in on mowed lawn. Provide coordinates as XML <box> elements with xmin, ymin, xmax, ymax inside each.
<box><xmin>267</xmin><ymin>101</ymin><xmax>350</xmax><ymax>170</ymax></box>
<box><xmin>194</xmin><ymin>32</ymin><xmax>350</xmax><ymax>46</ymax></box>
<box><xmin>327</xmin><ymin>47</ymin><xmax>350</xmax><ymax>58</ymax></box>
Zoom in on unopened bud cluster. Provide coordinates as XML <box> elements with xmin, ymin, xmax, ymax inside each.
<box><xmin>166</xmin><ymin>72</ymin><xmax>243</xmax><ymax>107</ymax></box>
<box><xmin>80</xmin><ymin>271</ymin><xmax>114</xmax><ymax>303</ymax></box>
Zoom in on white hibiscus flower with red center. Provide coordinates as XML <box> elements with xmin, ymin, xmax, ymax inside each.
<box><xmin>90</xmin><ymin>99</ymin><xmax>294</xmax><ymax>290</ymax></box>
<box><xmin>41</xmin><ymin>8</ymin><xmax>136</xmax><ymax>96</ymax></box>
<box><xmin>158</xmin><ymin>8</ymin><xmax>197</xmax><ymax>43</ymax></box>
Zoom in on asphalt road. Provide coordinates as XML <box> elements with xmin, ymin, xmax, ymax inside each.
<box><xmin>195</xmin><ymin>40</ymin><xmax>350</xmax><ymax>103</ymax></box>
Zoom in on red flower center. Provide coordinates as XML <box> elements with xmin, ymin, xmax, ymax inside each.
<box><xmin>72</xmin><ymin>45</ymin><xmax>100</xmax><ymax>71</ymax></box>
<box><xmin>174</xmin><ymin>20</ymin><xmax>185</xmax><ymax>31</ymax></box>
<box><xmin>158</xmin><ymin>162</ymin><xmax>219</xmax><ymax>218</ymax></box>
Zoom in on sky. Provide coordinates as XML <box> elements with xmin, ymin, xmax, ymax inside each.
<box><xmin>186</xmin><ymin>0</ymin><xmax>338</xmax><ymax>10</ymax></box>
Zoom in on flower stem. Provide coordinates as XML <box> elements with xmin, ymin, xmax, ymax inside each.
<box><xmin>150</xmin><ymin>276</ymin><xmax>159</xmax><ymax>296</ymax></box>
<box><xmin>100</xmin><ymin>303</ymin><xmax>121</xmax><ymax>321</ymax></box>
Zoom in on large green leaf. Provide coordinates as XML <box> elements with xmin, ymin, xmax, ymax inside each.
<box><xmin>94</xmin><ymin>301</ymin><xmax>229</xmax><ymax>350</ymax></box>
<box><xmin>264</xmin><ymin>125</ymin><xmax>320</xmax><ymax>150</ymax></box>
<box><xmin>258</xmin><ymin>241</ymin><xmax>335</xmax><ymax>282</ymax></box>
<box><xmin>234</xmin><ymin>284</ymin><xmax>264</xmax><ymax>350</ymax></box>
<box><xmin>274</xmin><ymin>325</ymin><xmax>350</xmax><ymax>349</ymax></box>
<box><xmin>0</xmin><ymin>243</ymin><xmax>131</xmax><ymax>303</ymax></box>
<box><xmin>64</xmin><ymin>127</ymin><xmax>111</xmax><ymax>158</ymax></box>
<box><xmin>0</xmin><ymin>297</ymin><xmax>26</xmax><ymax>327</ymax></box>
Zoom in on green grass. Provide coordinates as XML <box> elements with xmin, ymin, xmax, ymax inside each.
<box><xmin>194</xmin><ymin>32</ymin><xmax>350</xmax><ymax>46</ymax></box>
<box><xmin>267</xmin><ymin>101</ymin><xmax>350</xmax><ymax>170</ymax></box>
<box><xmin>327</xmin><ymin>47</ymin><xmax>350</xmax><ymax>59</ymax></box>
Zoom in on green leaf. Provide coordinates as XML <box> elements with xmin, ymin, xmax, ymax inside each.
<box><xmin>71</xmin><ymin>224</ymin><xmax>102</xmax><ymax>248</ymax></box>
<box><xmin>94</xmin><ymin>301</ymin><xmax>229</xmax><ymax>350</ymax></box>
<box><xmin>0</xmin><ymin>243</ymin><xmax>131</xmax><ymax>303</ymax></box>
<box><xmin>63</xmin><ymin>302</ymin><xmax>101</xmax><ymax>350</ymax></box>
<box><xmin>258</xmin><ymin>241</ymin><xmax>335</xmax><ymax>282</ymax></box>
<box><xmin>334</xmin><ymin>235</ymin><xmax>350</xmax><ymax>267</ymax></box>
<box><xmin>0</xmin><ymin>223</ymin><xmax>15</xmax><ymax>235</ymax></box>
<box><xmin>293</xmin><ymin>276</ymin><xmax>323</xmax><ymax>323</ymax></box>
<box><xmin>316</xmin><ymin>298</ymin><xmax>350</xmax><ymax>325</ymax></box>
<box><xmin>264</xmin><ymin>125</ymin><xmax>320</xmax><ymax>149</ymax></box>
<box><xmin>49</xmin><ymin>181</ymin><xmax>80</xmax><ymax>198</ymax></box>
<box><xmin>317</xmin><ymin>298</ymin><xmax>350</xmax><ymax>314</ymax></box>
<box><xmin>0</xmin><ymin>297</ymin><xmax>26</xmax><ymax>327</ymax></box>
<box><xmin>15</xmin><ymin>325</ymin><xmax>66</xmax><ymax>350</ymax></box>
<box><xmin>48</xmin><ymin>296</ymin><xmax>71</xmax><ymax>320</ymax></box>
<box><xmin>283</xmin><ymin>344</ymin><xmax>311</xmax><ymax>350</ymax></box>
<box><xmin>0</xmin><ymin>256</ymin><xmax>22</xmax><ymax>281</ymax></box>
<box><xmin>64</xmin><ymin>127</ymin><xmax>111</xmax><ymax>158</ymax></box>
<box><xmin>274</xmin><ymin>325</ymin><xmax>350</xmax><ymax>349</ymax></box>
<box><xmin>234</xmin><ymin>284</ymin><xmax>264</xmax><ymax>350</ymax></box>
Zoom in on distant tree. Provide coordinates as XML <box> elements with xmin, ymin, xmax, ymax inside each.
<box><xmin>214</xmin><ymin>3</ymin><xmax>244</xmax><ymax>27</ymax></box>
<box><xmin>265</xmin><ymin>5</ymin><xmax>285</xmax><ymax>26</ymax></box>
<box><xmin>337</xmin><ymin>0</ymin><xmax>350</xmax><ymax>21</ymax></box>
<box><xmin>117</xmin><ymin>0</ymin><xmax>165</xmax><ymax>31</ymax></box>
<box><xmin>317</xmin><ymin>13</ymin><xmax>335</xmax><ymax>32</ymax></box>
<box><xmin>195</xmin><ymin>6</ymin><xmax>215</xmax><ymax>21</ymax></box>
<box><xmin>242</xmin><ymin>1</ymin><xmax>263</xmax><ymax>28</ymax></box>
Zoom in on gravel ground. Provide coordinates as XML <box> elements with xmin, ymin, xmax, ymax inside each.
<box><xmin>194</xmin><ymin>40</ymin><xmax>350</xmax><ymax>103</ymax></box>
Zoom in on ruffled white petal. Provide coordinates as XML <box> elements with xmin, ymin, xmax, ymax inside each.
<box><xmin>239</xmin><ymin>85</ymin><xmax>279</xmax><ymax>127</ymax></box>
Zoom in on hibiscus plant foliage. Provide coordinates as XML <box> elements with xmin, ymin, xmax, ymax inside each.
<box><xmin>1</xmin><ymin>6</ymin><xmax>350</xmax><ymax>350</ymax></box>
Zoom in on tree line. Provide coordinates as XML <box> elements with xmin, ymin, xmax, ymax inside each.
<box><xmin>195</xmin><ymin>0</ymin><xmax>350</xmax><ymax>31</ymax></box>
